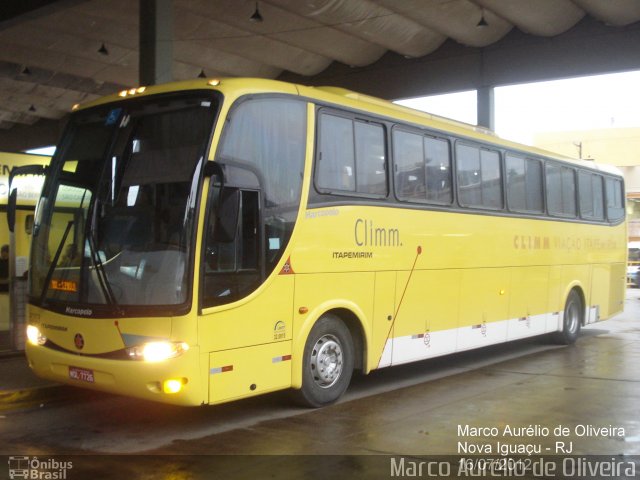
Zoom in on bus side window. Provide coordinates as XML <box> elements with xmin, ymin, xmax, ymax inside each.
<box><xmin>506</xmin><ymin>155</ymin><xmax>543</xmax><ymax>213</ymax></box>
<box><xmin>456</xmin><ymin>143</ymin><xmax>502</xmax><ymax>210</ymax></box>
<box><xmin>355</xmin><ymin>121</ymin><xmax>387</xmax><ymax>196</ymax></box>
<box><xmin>546</xmin><ymin>163</ymin><xmax>576</xmax><ymax>218</ymax></box>
<box><xmin>393</xmin><ymin>129</ymin><xmax>424</xmax><ymax>201</ymax></box>
<box><xmin>606</xmin><ymin>177</ymin><xmax>624</xmax><ymax>222</ymax></box>
<box><xmin>317</xmin><ymin>113</ymin><xmax>387</xmax><ymax>197</ymax></box>
<box><xmin>317</xmin><ymin>114</ymin><xmax>355</xmax><ymax>192</ymax></box>
<box><xmin>424</xmin><ymin>136</ymin><xmax>452</xmax><ymax>204</ymax></box>
<box><xmin>393</xmin><ymin>130</ymin><xmax>452</xmax><ymax>205</ymax></box>
<box><xmin>578</xmin><ymin>171</ymin><xmax>605</xmax><ymax>221</ymax></box>
<box><xmin>203</xmin><ymin>188</ymin><xmax>260</xmax><ymax>307</ymax></box>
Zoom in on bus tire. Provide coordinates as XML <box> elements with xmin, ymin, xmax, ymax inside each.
<box><xmin>293</xmin><ymin>314</ymin><xmax>354</xmax><ymax>408</ymax></box>
<box><xmin>553</xmin><ymin>289</ymin><xmax>583</xmax><ymax>345</ymax></box>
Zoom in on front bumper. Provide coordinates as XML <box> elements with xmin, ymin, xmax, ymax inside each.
<box><xmin>26</xmin><ymin>342</ymin><xmax>205</xmax><ymax>406</ymax></box>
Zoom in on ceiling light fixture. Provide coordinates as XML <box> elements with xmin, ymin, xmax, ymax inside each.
<box><xmin>21</xmin><ymin>66</ymin><xmax>31</xmax><ymax>75</ymax></box>
<box><xmin>198</xmin><ymin>69</ymin><xmax>206</xmax><ymax>78</ymax></box>
<box><xmin>477</xmin><ymin>10</ymin><xmax>489</xmax><ymax>28</ymax></box>
<box><xmin>249</xmin><ymin>2</ymin><xmax>263</xmax><ymax>23</ymax></box>
<box><xmin>98</xmin><ymin>43</ymin><xmax>109</xmax><ymax>55</ymax></box>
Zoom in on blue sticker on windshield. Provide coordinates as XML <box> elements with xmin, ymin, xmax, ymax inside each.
<box><xmin>105</xmin><ymin>108</ymin><xmax>122</xmax><ymax>126</ymax></box>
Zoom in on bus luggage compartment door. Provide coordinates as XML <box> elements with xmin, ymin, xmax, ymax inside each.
<box><xmin>208</xmin><ymin>341</ymin><xmax>292</xmax><ymax>404</ymax></box>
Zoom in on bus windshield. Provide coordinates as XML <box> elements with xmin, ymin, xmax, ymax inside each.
<box><xmin>29</xmin><ymin>93</ymin><xmax>218</xmax><ymax>317</ymax></box>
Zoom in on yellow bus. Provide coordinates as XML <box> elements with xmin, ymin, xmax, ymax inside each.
<box><xmin>21</xmin><ymin>78</ymin><xmax>626</xmax><ymax>407</ymax></box>
<box><xmin>1</xmin><ymin>152</ymin><xmax>48</xmax><ymax>349</ymax></box>
<box><xmin>1</xmin><ymin>152</ymin><xmax>49</xmax><ymax>261</ymax></box>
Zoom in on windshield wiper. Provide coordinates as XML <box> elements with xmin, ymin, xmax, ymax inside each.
<box><xmin>39</xmin><ymin>220</ymin><xmax>74</xmax><ymax>304</ymax></box>
<box><xmin>87</xmin><ymin>199</ymin><xmax>119</xmax><ymax>306</ymax></box>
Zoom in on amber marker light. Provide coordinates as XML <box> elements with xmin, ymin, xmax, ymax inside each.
<box><xmin>118</xmin><ymin>86</ymin><xmax>148</xmax><ymax>98</ymax></box>
<box><xmin>71</xmin><ymin>103</ymin><xmax>80</xmax><ymax>111</ymax></box>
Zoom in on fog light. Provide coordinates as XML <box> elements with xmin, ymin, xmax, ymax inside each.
<box><xmin>27</xmin><ymin>325</ymin><xmax>47</xmax><ymax>346</ymax></box>
<box><xmin>163</xmin><ymin>378</ymin><xmax>185</xmax><ymax>394</ymax></box>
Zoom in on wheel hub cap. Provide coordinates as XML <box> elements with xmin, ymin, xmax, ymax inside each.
<box><xmin>310</xmin><ymin>335</ymin><xmax>343</xmax><ymax>388</ymax></box>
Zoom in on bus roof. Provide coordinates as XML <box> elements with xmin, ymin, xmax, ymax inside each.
<box><xmin>72</xmin><ymin>77</ymin><xmax>622</xmax><ymax>177</ymax></box>
<box><xmin>302</xmin><ymin>84</ymin><xmax>623</xmax><ymax>177</ymax></box>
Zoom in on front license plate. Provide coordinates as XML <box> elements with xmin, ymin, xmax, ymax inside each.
<box><xmin>68</xmin><ymin>366</ymin><xmax>95</xmax><ymax>383</ymax></box>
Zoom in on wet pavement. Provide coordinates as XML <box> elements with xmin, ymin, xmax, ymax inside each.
<box><xmin>1</xmin><ymin>291</ymin><xmax>639</xmax><ymax>479</ymax></box>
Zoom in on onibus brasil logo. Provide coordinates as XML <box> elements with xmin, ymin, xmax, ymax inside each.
<box><xmin>8</xmin><ymin>456</ymin><xmax>73</xmax><ymax>479</ymax></box>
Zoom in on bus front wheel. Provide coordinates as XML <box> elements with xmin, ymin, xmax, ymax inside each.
<box><xmin>553</xmin><ymin>290</ymin><xmax>583</xmax><ymax>345</ymax></box>
<box><xmin>294</xmin><ymin>314</ymin><xmax>354</xmax><ymax>408</ymax></box>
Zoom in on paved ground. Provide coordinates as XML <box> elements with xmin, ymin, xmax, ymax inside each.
<box><xmin>1</xmin><ymin>290</ymin><xmax>639</xmax><ymax>479</ymax></box>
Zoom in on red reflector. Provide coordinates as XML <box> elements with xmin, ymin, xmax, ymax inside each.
<box><xmin>221</xmin><ymin>365</ymin><xmax>233</xmax><ymax>372</ymax></box>
<box><xmin>282</xmin><ymin>355</ymin><xmax>292</xmax><ymax>361</ymax></box>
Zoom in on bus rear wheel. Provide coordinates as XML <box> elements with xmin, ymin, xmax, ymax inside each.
<box><xmin>553</xmin><ymin>289</ymin><xmax>583</xmax><ymax>345</ymax></box>
<box><xmin>294</xmin><ymin>314</ymin><xmax>354</xmax><ymax>408</ymax></box>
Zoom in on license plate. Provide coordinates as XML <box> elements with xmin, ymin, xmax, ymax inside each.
<box><xmin>68</xmin><ymin>366</ymin><xmax>95</xmax><ymax>383</ymax></box>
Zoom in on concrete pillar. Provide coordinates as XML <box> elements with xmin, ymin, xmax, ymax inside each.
<box><xmin>477</xmin><ymin>86</ymin><xmax>495</xmax><ymax>131</ymax></box>
<box><xmin>139</xmin><ymin>0</ymin><xmax>173</xmax><ymax>86</ymax></box>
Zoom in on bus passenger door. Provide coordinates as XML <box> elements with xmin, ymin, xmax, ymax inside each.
<box><xmin>199</xmin><ymin>176</ymin><xmax>293</xmax><ymax>404</ymax></box>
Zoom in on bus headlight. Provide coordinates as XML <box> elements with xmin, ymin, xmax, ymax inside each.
<box><xmin>26</xmin><ymin>325</ymin><xmax>47</xmax><ymax>346</ymax></box>
<box><xmin>127</xmin><ymin>341</ymin><xmax>189</xmax><ymax>362</ymax></box>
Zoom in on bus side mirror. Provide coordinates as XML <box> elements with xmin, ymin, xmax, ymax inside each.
<box><xmin>203</xmin><ymin>161</ymin><xmax>223</xmax><ymax>179</ymax></box>
<box><xmin>214</xmin><ymin>187</ymin><xmax>240</xmax><ymax>242</ymax></box>
<box><xmin>8</xmin><ymin>164</ymin><xmax>48</xmax><ymax>187</ymax></box>
<box><xmin>7</xmin><ymin>189</ymin><xmax>17</xmax><ymax>233</ymax></box>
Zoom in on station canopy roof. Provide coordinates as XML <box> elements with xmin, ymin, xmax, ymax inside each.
<box><xmin>1</xmin><ymin>0</ymin><xmax>640</xmax><ymax>130</ymax></box>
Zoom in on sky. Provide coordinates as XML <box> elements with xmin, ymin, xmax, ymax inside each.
<box><xmin>395</xmin><ymin>70</ymin><xmax>640</xmax><ymax>146</ymax></box>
